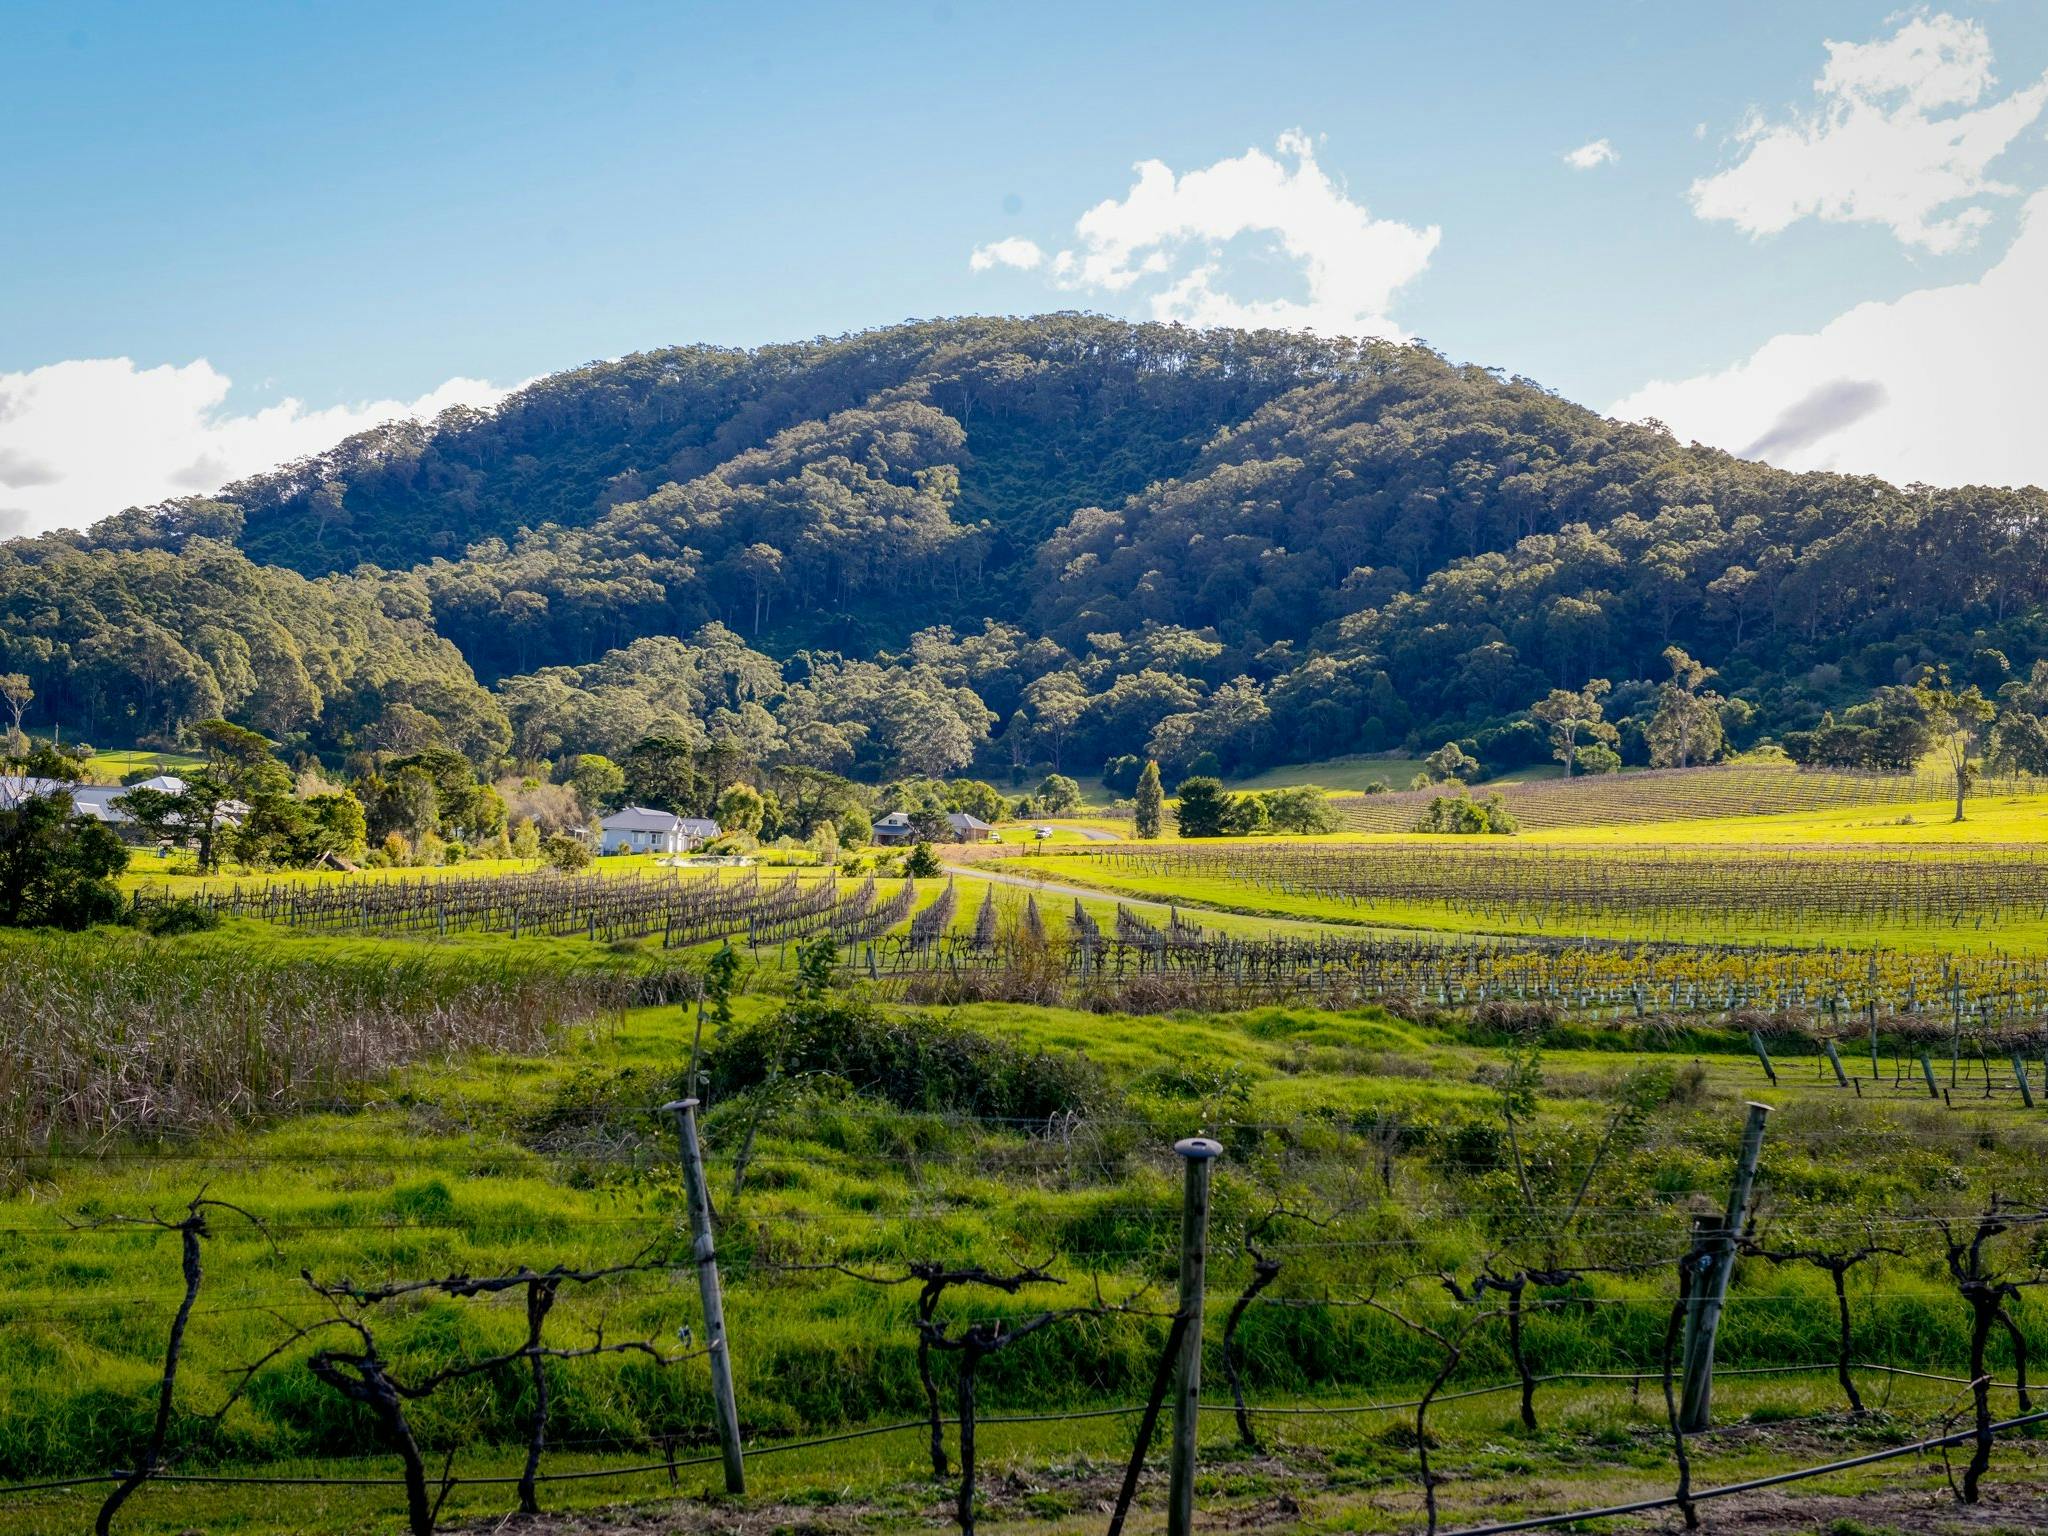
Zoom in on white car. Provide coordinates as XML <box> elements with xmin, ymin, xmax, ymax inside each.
<box><xmin>1033</xmin><ymin>825</ymin><xmax>1055</xmax><ymax>840</ymax></box>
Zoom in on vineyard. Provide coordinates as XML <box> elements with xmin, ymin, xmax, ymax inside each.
<box><xmin>1063</xmin><ymin>841</ymin><xmax>2048</xmax><ymax>944</ymax></box>
<box><xmin>1327</xmin><ymin>763</ymin><xmax>2037</xmax><ymax>833</ymax></box>
<box><xmin>853</xmin><ymin>924</ymin><xmax>2048</xmax><ymax>1038</ymax></box>
<box><xmin>137</xmin><ymin>869</ymin><xmax>933</xmax><ymax>948</ymax></box>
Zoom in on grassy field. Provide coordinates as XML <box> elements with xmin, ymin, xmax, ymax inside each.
<box><xmin>75</xmin><ymin>748</ymin><xmax>208</xmax><ymax>785</ymax></box>
<box><xmin>1531</xmin><ymin>787</ymin><xmax>2048</xmax><ymax>846</ymax></box>
<box><xmin>6</xmin><ymin>928</ymin><xmax>2046</xmax><ymax>1534</ymax></box>
<box><xmin>1224</xmin><ymin>754</ymin><xmax>1431</xmax><ymax>792</ymax></box>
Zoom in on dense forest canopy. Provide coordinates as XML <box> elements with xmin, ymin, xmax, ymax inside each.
<box><xmin>4</xmin><ymin>315</ymin><xmax>2046</xmax><ymax>784</ymax></box>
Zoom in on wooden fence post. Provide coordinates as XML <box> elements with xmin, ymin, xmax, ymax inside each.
<box><xmin>1747</xmin><ymin>1030</ymin><xmax>1777</xmax><ymax>1085</ymax></box>
<box><xmin>1169</xmin><ymin>1137</ymin><xmax>1223</xmax><ymax>1536</ymax></box>
<box><xmin>1679</xmin><ymin>1101</ymin><xmax>1770</xmax><ymax>1433</ymax></box>
<box><xmin>1822</xmin><ymin>1039</ymin><xmax>1848</xmax><ymax>1087</ymax></box>
<box><xmin>667</xmin><ymin>1098</ymin><xmax>746</xmax><ymax>1494</ymax></box>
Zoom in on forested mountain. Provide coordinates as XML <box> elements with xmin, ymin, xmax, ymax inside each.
<box><xmin>5</xmin><ymin>315</ymin><xmax>2046</xmax><ymax>783</ymax></box>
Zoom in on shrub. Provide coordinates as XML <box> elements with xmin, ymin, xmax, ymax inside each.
<box><xmin>544</xmin><ymin>833</ymin><xmax>592</xmax><ymax>871</ymax></box>
<box><xmin>135</xmin><ymin>898</ymin><xmax>222</xmax><ymax>937</ymax></box>
<box><xmin>1413</xmin><ymin>793</ymin><xmax>1519</xmax><ymax>835</ymax></box>
<box><xmin>707</xmin><ymin>998</ymin><xmax>1104</xmax><ymax>1121</ymax></box>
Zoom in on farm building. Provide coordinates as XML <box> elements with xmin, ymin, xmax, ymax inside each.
<box><xmin>598</xmin><ymin>806</ymin><xmax>719</xmax><ymax>855</ymax></box>
<box><xmin>946</xmin><ymin>811</ymin><xmax>999</xmax><ymax>842</ymax></box>
<box><xmin>871</xmin><ymin>809</ymin><xmax>998</xmax><ymax>845</ymax></box>
<box><xmin>0</xmin><ymin>773</ymin><xmax>236</xmax><ymax>839</ymax></box>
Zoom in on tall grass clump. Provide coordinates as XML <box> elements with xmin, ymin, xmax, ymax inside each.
<box><xmin>0</xmin><ymin>931</ymin><xmax>622</xmax><ymax>1151</ymax></box>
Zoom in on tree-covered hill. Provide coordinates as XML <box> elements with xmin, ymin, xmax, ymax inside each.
<box><xmin>4</xmin><ymin>315</ymin><xmax>2045</xmax><ymax>783</ymax></box>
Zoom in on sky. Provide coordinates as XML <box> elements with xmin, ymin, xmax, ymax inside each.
<box><xmin>3</xmin><ymin>0</ymin><xmax>2046</xmax><ymax>538</ymax></box>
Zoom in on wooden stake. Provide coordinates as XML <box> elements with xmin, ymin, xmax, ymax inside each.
<box><xmin>667</xmin><ymin>1098</ymin><xmax>746</xmax><ymax>1494</ymax></box>
<box><xmin>1169</xmin><ymin>1137</ymin><xmax>1223</xmax><ymax>1536</ymax></box>
<box><xmin>1747</xmin><ymin>1030</ymin><xmax>1777</xmax><ymax>1085</ymax></box>
<box><xmin>1679</xmin><ymin>1101</ymin><xmax>1770</xmax><ymax>1433</ymax></box>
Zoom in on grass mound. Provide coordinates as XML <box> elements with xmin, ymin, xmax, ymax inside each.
<box><xmin>707</xmin><ymin>996</ymin><xmax>1105</xmax><ymax>1121</ymax></box>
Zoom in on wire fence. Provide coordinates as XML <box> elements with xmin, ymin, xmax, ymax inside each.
<box><xmin>6</xmin><ymin>1101</ymin><xmax>2048</xmax><ymax>1536</ymax></box>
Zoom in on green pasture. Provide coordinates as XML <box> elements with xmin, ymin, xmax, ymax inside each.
<box><xmin>1224</xmin><ymin>754</ymin><xmax>1430</xmax><ymax>793</ymax></box>
<box><xmin>5</xmin><ymin>917</ymin><xmax>2048</xmax><ymax>1535</ymax></box>
<box><xmin>1532</xmin><ymin>787</ymin><xmax>2048</xmax><ymax>846</ymax></box>
<box><xmin>73</xmin><ymin>749</ymin><xmax>207</xmax><ymax>785</ymax></box>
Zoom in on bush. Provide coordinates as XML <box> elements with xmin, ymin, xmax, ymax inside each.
<box><xmin>1413</xmin><ymin>793</ymin><xmax>1519</xmax><ymax>835</ymax></box>
<box><xmin>544</xmin><ymin>833</ymin><xmax>592</xmax><ymax>871</ymax></box>
<box><xmin>904</xmin><ymin>840</ymin><xmax>943</xmax><ymax>878</ymax></box>
<box><xmin>707</xmin><ymin>997</ymin><xmax>1104</xmax><ymax>1121</ymax></box>
<box><xmin>1574</xmin><ymin>742</ymin><xmax>1622</xmax><ymax>775</ymax></box>
<box><xmin>1257</xmin><ymin>785</ymin><xmax>1340</xmax><ymax>834</ymax></box>
<box><xmin>135</xmin><ymin>898</ymin><xmax>222</xmax><ymax>937</ymax></box>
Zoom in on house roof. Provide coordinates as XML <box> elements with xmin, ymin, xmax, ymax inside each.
<box><xmin>601</xmin><ymin>805</ymin><xmax>685</xmax><ymax>832</ymax></box>
<box><xmin>0</xmin><ymin>774</ymin><xmax>67</xmax><ymax>809</ymax></box>
<box><xmin>600</xmin><ymin>806</ymin><xmax>721</xmax><ymax>837</ymax></box>
<box><xmin>67</xmin><ymin>785</ymin><xmax>136</xmax><ymax>822</ymax></box>
<box><xmin>1</xmin><ymin>775</ymin><xmax>238</xmax><ymax>827</ymax></box>
<box><xmin>875</xmin><ymin>810</ymin><xmax>913</xmax><ymax>828</ymax></box>
<box><xmin>946</xmin><ymin>811</ymin><xmax>993</xmax><ymax>832</ymax></box>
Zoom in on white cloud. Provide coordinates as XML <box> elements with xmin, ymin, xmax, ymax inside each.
<box><xmin>968</xmin><ymin>237</ymin><xmax>1045</xmax><ymax>272</ymax></box>
<box><xmin>0</xmin><ymin>359</ymin><xmax>512</xmax><ymax>539</ymax></box>
<box><xmin>970</xmin><ymin>130</ymin><xmax>1438</xmax><ymax>338</ymax></box>
<box><xmin>1612</xmin><ymin>189</ymin><xmax>2048</xmax><ymax>487</ymax></box>
<box><xmin>1690</xmin><ymin>11</ymin><xmax>2048</xmax><ymax>253</ymax></box>
<box><xmin>1563</xmin><ymin>139</ymin><xmax>1619</xmax><ymax>170</ymax></box>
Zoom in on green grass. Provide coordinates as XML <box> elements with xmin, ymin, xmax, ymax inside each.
<box><xmin>1225</xmin><ymin>754</ymin><xmax>1430</xmax><ymax>793</ymax></box>
<box><xmin>74</xmin><ymin>748</ymin><xmax>207</xmax><ymax>785</ymax></box>
<box><xmin>5</xmin><ymin>927</ymin><xmax>2047</xmax><ymax>1536</ymax></box>
<box><xmin>1532</xmin><ymin>788</ymin><xmax>2048</xmax><ymax>846</ymax></box>
<box><xmin>9</xmin><ymin>1372</ymin><xmax>2034</xmax><ymax>1535</ymax></box>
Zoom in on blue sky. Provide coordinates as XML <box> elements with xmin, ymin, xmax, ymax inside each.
<box><xmin>4</xmin><ymin>1</ymin><xmax>2046</xmax><ymax>534</ymax></box>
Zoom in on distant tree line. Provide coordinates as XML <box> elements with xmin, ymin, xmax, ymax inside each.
<box><xmin>5</xmin><ymin>317</ymin><xmax>2047</xmax><ymax>796</ymax></box>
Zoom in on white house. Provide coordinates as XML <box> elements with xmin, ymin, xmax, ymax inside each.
<box><xmin>871</xmin><ymin>810</ymin><xmax>916</xmax><ymax>845</ymax></box>
<box><xmin>598</xmin><ymin>806</ymin><xmax>719</xmax><ymax>855</ymax></box>
<box><xmin>70</xmin><ymin>776</ymin><xmax>189</xmax><ymax>825</ymax></box>
<box><xmin>0</xmin><ymin>773</ymin><xmax>223</xmax><ymax>836</ymax></box>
